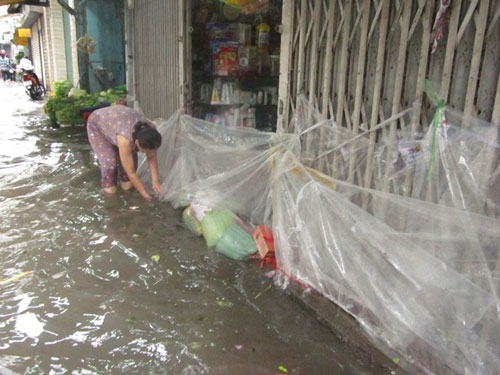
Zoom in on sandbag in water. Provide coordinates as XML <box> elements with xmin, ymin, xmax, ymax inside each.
<box><xmin>201</xmin><ymin>210</ymin><xmax>234</xmax><ymax>247</ymax></box>
<box><xmin>216</xmin><ymin>223</ymin><xmax>257</xmax><ymax>260</ymax></box>
<box><xmin>182</xmin><ymin>206</ymin><xmax>203</xmax><ymax>236</ymax></box>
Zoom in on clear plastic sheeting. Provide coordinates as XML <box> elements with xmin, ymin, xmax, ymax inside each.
<box><xmin>275</xmin><ymin>101</ymin><xmax>500</xmax><ymax>374</ymax></box>
<box><xmin>141</xmin><ymin>96</ymin><xmax>500</xmax><ymax>375</ymax></box>
<box><xmin>138</xmin><ymin>110</ymin><xmax>298</xmax><ymax>224</ymax></box>
<box><xmin>383</xmin><ymin>108</ymin><xmax>500</xmax><ymax>216</ymax></box>
<box><xmin>293</xmin><ymin>95</ymin><xmax>415</xmax><ymax>187</ymax></box>
<box><xmin>272</xmin><ymin>151</ymin><xmax>500</xmax><ymax>375</ymax></box>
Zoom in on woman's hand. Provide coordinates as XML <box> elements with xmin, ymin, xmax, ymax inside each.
<box><xmin>152</xmin><ymin>180</ymin><xmax>162</xmax><ymax>195</ymax></box>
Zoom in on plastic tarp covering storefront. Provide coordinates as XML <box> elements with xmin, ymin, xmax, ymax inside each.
<box><xmin>139</xmin><ymin>97</ymin><xmax>500</xmax><ymax>375</ymax></box>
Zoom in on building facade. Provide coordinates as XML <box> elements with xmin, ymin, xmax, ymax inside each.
<box><xmin>19</xmin><ymin>1</ymin><xmax>79</xmax><ymax>91</ymax></box>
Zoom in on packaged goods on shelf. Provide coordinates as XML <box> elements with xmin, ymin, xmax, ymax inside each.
<box><xmin>211</xmin><ymin>41</ymin><xmax>240</xmax><ymax>76</ymax></box>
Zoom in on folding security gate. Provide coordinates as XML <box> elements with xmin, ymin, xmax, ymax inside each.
<box><xmin>277</xmin><ymin>0</ymin><xmax>500</xmax><ymax>133</ymax></box>
<box><xmin>130</xmin><ymin>0</ymin><xmax>184</xmax><ymax>119</ymax></box>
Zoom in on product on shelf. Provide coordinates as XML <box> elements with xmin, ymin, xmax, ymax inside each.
<box><xmin>238</xmin><ymin>23</ymin><xmax>252</xmax><ymax>45</ymax></box>
<box><xmin>212</xmin><ymin>41</ymin><xmax>239</xmax><ymax>76</ymax></box>
<box><xmin>208</xmin><ymin>23</ymin><xmax>238</xmax><ymax>42</ymax></box>
<box><xmin>200</xmin><ymin>83</ymin><xmax>212</xmax><ymax>103</ymax></box>
<box><xmin>211</xmin><ymin>78</ymin><xmax>222</xmax><ymax>104</ymax></box>
<box><xmin>256</xmin><ymin>22</ymin><xmax>270</xmax><ymax>50</ymax></box>
<box><xmin>270</xmin><ymin>54</ymin><xmax>280</xmax><ymax>76</ymax></box>
<box><xmin>242</xmin><ymin>0</ymin><xmax>269</xmax><ymax>15</ymax></box>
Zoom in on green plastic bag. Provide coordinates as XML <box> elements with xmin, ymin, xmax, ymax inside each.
<box><xmin>201</xmin><ymin>210</ymin><xmax>234</xmax><ymax>247</ymax></box>
<box><xmin>216</xmin><ymin>223</ymin><xmax>257</xmax><ymax>260</ymax></box>
<box><xmin>182</xmin><ymin>207</ymin><xmax>202</xmax><ymax>236</ymax></box>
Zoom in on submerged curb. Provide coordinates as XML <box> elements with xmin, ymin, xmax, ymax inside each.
<box><xmin>284</xmin><ymin>280</ymin><xmax>405</xmax><ymax>374</ymax></box>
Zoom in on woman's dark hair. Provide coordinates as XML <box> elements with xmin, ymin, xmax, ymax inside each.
<box><xmin>132</xmin><ymin>121</ymin><xmax>162</xmax><ymax>150</ymax></box>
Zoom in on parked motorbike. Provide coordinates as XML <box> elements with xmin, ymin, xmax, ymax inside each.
<box><xmin>22</xmin><ymin>69</ymin><xmax>45</xmax><ymax>100</ymax></box>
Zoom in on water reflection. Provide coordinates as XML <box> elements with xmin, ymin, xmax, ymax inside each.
<box><xmin>15</xmin><ymin>312</ymin><xmax>44</xmax><ymax>339</ymax></box>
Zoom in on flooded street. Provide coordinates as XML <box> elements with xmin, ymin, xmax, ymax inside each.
<box><xmin>0</xmin><ymin>83</ymin><xmax>392</xmax><ymax>375</ymax></box>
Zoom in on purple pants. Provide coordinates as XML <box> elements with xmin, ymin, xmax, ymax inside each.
<box><xmin>87</xmin><ymin>120</ymin><xmax>137</xmax><ymax>188</ymax></box>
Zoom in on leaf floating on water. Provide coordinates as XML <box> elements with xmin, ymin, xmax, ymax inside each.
<box><xmin>278</xmin><ymin>365</ymin><xmax>288</xmax><ymax>373</ymax></box>
<box><xmin>151</xmin><ymin>255</ymin><xmax>160</xmax><ymax>263</ymax></box>
<box><xmin>254</xmin><ymin>283</ymin><xmax>272</xmax><ymax>300</ymax></box>
<box><xmin>52</xmin><ymin>270</ymin><xmax>67</xmax><ymax>280</ymax></box>
<box><xmin>189</xmin><ymin>341</ymin><xmax>202</xmax><ymax>350</ymax></box>
<box><xmin>126</xmin><ymin>315</ymin><xmax>135</xmax><ymax>324</ymax></box>
<box><xmin>392</xmin><ymin>357</ymin><xmax>400</xmax><ymax>365</ymax></box>
<box><xmin>216</xmin><ymin>300</ymin><xmax>234</xmax><ymax>308</ymax></box>
<box><xmin>0</xmin><ymin>271</ymin><xmax>32</xmax><ymax>285</ymax></box>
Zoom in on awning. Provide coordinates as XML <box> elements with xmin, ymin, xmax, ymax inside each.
<box><xmin>0</xmin><ymin>0</ymin><xmax>25</xmax><ymax>5</ymax></box>
<box><xmin>0</xmin><ymin>0</ymin><xmax>49</xmax><ymax>6</ymax></box>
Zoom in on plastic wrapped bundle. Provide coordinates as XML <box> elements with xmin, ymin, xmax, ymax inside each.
<box><xmin>201</xmin><ymin>210</ymin><xmax>234</xmax><ymax>247</ymax></box>
<box><xmin>215</xmin><ymin>223</ymin><xmax>257</xmax><ymax>260</ymax></box>
<box><xmin>182</xmin><ymin>206</ymin><xmax>202</xmax><ymax>236</ymax></box>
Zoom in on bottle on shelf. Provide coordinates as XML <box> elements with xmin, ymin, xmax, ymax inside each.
<box><xmin>256</xmin><ymin>22</ymin><xmax>270</xmax><ymax>50</ymax></box>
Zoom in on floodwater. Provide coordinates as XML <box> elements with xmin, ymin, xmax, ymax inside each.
<box><xmin>0</xmin><ymin>83</ymin><xmax>394</xmax><ymax>375</ymax></box>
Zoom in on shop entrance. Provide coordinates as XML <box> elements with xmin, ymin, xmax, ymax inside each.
<box><xmin>188</xmin><ymin>0</ymin><xmax>282</xmax><ymax>132</ymax></box>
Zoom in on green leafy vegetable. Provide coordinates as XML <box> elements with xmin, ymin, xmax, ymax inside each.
<box><xmin>43</xmin><ymin>83</ymin><xmax>127</xmax><ymax>126</ymax></box>
<box><xmin>55</xmin><ymin>104</ymin><xmax>83</xmax><ymax>125</ymax></box>
<box><xmin>53</xmin><ymin>80</ymin><xmax>73</xmax><ymax>98</ymax></box>
<box><xmin>43</xmin><ymin>97</ymin><xmax>73</xmax><ymax>125</ymax></box>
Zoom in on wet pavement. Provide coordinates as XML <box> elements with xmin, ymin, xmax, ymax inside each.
<box><xmin>0</xmin><ymin>82</ymin><xmax>397</xmax><ymax>375</ymax></box>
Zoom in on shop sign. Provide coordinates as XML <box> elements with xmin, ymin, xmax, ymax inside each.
<box><xmin>14</xmin><ymin>28</ymin><xmax>31</xmax><ymax>46</ymax></box>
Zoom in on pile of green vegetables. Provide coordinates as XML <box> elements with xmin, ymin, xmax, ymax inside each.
<box><xmin>43</xmin><ymin>80</ymin><xmax>127</xmax><ymax>126</ymax></box>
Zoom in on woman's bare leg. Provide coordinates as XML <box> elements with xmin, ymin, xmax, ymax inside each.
<box><xmin>120</xmin><ymin>181</ymin><xmax>133</xmax><ymax>191</ymax></box>
<box><xmin>103</xmin><ymin>186</ymin><xmax>117</xmax><ymax>194</ymax></box>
